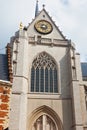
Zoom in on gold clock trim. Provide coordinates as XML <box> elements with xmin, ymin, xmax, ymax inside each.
<box><xmin>34</xmin><ymin>20</ymin><xmax>53</xmax><ymax>34</ymax></box>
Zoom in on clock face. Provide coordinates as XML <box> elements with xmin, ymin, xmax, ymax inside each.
<box><xmin>34</xmin><ymin>20</ymin><xmax>53</xmax><ymax>34</ymax></box>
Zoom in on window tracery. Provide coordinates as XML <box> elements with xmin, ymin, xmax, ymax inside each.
<box><xmin>31</xmin><ymin>52</ymin><xmax>58</xmax><ymax>93</ymax></box>
<box><xmin>32</xmin><ymin>52</ymin><xmax>56</xmax><ymax>69</ymax></box>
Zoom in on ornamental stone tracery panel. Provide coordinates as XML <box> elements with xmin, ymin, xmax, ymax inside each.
<box><xmin>32</xmin><ymin>52</ymin><xmax>56</xmax><ymax>69</ymax></box>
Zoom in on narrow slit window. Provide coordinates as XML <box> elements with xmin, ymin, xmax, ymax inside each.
<box><xmin>54</xmin><ymin>68</ymin><xmax>58</xmax><ymax>93</ymax></box>
<box><xmin>31</xmin><ymin>67</ymin><xmax>35</xmax><ymax>92</ymax></box>
<box><xmin>40</xmin><ymin>68</ymin><xmax>44</xmax><ymax>92</ymax></box>
<box><xmin>45</xmin><ymin>68</ymin><xmax>48</xmax><ymax>92</ymax></box>
<box><xmin>36</xmin><ymin>68</ymin><xmax>39</xmax><ymax>92</ymax></box>
<box><xmin>50</xmin><ymin>68</ymin><xmax>53</xmax><ymax>92</ymax></box>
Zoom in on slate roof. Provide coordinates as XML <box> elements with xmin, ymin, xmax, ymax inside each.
<box><xmin>0</xmin><ymin>54</ymin><xmax>9</xmax><ymax>81</ymax></box>
<box><xmin>81</xmin><ymin>63</ymin><xmax>87</xmax><ymax>77</ymax></box>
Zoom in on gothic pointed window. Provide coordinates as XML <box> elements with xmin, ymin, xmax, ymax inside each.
<box><xmin>31</xmin><ymin>52</ymin><xmax>58</xmax><ymax>93</ymax></box>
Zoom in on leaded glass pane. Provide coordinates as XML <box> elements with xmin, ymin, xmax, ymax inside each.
<box><xmin>45</xmin><ymin>68</ymin><xmax>48</xmax><ymax>92</ymax></box>
<box><xmin>54</xmin><ymin>68</ymin><xmax>58</xmax><ymax>93</ymax></box>
<box><xmin>40</xmin><ymin>68</ymin><xmax>44</xmax><ymax>92</ymax></box>
<box><xmin>36</xmin><ymin>68</ymin><xmax>39</xmax><ymax>92</ymax></box>
<box><xmin>50</xmin><ymin>68</ymin><xmax>53</xmax><ymax>92</ymax></box>
<box><xmin>31</xmin><ymin>67</ymin><xmax>35</xmax><ymax>92</ymax></box>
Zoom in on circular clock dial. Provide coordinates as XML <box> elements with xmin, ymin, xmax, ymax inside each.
<box><xmin>34</xmin><ymin>20</ymin><xmax>53</xmax><ymax>34</ymax></box>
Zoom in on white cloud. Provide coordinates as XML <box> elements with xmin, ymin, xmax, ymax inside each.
<box><xmin>46</xmin><ymin>0</ymin><xmax>87</xmax><ymax>61</ymax></box>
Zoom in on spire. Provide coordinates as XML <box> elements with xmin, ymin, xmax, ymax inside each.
<box><xmin>35</xmin><ymin>0</ymin><xmax>39</xmax><ymax>17</ymax></box>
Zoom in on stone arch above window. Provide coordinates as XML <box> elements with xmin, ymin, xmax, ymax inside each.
<box><xmin>31</xmin><ymin>52</ymin><xmax>58</xmax><ymax>93</ymax></box>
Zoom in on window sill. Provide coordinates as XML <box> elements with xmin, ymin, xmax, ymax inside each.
<box><xmin>28</xmin><ymin>92</ymin><xmax>61</xmax><ymax>99</ymax></box>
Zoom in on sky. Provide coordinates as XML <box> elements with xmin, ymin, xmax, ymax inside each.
<box><xmin>0</xmin><ymin>0</ymin><xmax>87</xmax><ymax>61</ymax></box>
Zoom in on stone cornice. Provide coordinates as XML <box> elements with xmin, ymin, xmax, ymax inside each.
<box><xmin>0</xmin><ymin>80</ymin><xmax>12</xmax><ymax>87</ymax></box>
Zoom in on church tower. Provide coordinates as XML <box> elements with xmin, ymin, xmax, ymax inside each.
<box><xmin>9</xmin><ymin>1</ymin><xmax>85</xmax><ymax>130</ymax></box>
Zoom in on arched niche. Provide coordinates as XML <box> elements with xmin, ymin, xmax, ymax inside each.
<box><xmin>28</xmin><ymin>105</ymin><xmax>63</xmax><ymax>130</ymax></box>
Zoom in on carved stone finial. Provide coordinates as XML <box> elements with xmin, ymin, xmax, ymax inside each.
<box><xmin>20</xmin><ymin>22</ymin><xmax>23</xmax><ymax>30</ymax></box>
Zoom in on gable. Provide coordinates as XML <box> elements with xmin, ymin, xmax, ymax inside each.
<box><xmin>27</xmin><ymin>9</ymin><xmax>65</xmax><ymax>40</ymax></box>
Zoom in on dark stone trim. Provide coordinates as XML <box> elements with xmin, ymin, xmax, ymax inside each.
<box><xmin>0</xmin><ymin>80</ymin><xmax>12</xmax><ymax>87</ymax></box>
<box><xmin>72</xmin><ymin>124</ymin><xmax>83</xmax><ymax>127</ymax></box>
<box><xmin>29</xmin><ymin>42</ymin><xmax>69</xmax><ymax>48</ymax></box>
<box><xmin>12</xmin><ymin>92</ymin><xmax>21</xmax><ymax>95</ymax></box>
<box><xmin>14</xmin><ymin>75</ymin><xmax>28</xmax><ymax>81</ymax></box>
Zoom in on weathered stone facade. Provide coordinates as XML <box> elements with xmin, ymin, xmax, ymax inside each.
<box><xmin>8</xmin><ymin>7</ymin><xmax>87</xmax><ymax>130</ymax></box>
<box><xmin>0</xmin><ymin>3</ymin><xmax>87</xmax><ymax>130</ymax></box>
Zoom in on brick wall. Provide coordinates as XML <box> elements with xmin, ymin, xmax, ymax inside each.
<box><xmin>0</xmin><ymin>81</ymin><xmax>12</xmax><ymax>130</ymax></box>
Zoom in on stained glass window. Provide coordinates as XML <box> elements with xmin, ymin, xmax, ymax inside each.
<box><xmin>54</xmin><ymin>68</ymin><xmax>58</xmax><ymax>93</ymax></box>
<box><xmin>40</xmin><ymin>68</ymin><xmax>44</xmax><ymax>92</ymax></box>
<box><xmin>31</xmin><ymin>67</ymin><xmax>35</xmax><ymax>92</ymax></box>
<box><xmin>36</xmin><ymin>68</ymin><xmax>39</xmax><ymax>92</ymax></box>
<box><xmin>45</xmin><ymin>68</ymin><xmax>48</xmax><ymax>92</ymax></box>
<box><xmin>50</xmin><ymin>68</ymin><xmax>53</xmax><ymax>92</ymax></box>
<box><xmin>31</xmin><ymin>52</ymin><xmax>58</xmax><ymax>93</ymax></box>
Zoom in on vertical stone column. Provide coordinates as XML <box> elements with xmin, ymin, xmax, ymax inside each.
<box><xmin>72</xmin><ymin>80</ymin><xmax>83</xmax><ymax>130</ymax></box>
<box><xmin>70</xmin><ymin>46</ymin><xmax>83</xmax><ymax>130</ymax></box>
<box><xmin>46</xmin><ymin>121</ymin><xmax>50</xmax><ymax>130</ymax></box>
<box><xmin>19</xmin><ymin>93</ymin><xmax>27</xmax><ymax>130</ymax></box>
<box><xmin>32</xmin><ymin>125</ymin><xmax>35</xmax><ymax>130</ymax></box>
<box><xmin>37</xmin><ymin>119</ymin><xmax>41</xmax><ymax>130</ymax></box>
<box><xmin>51</xmin><ymin>122</ymin><xmax>54</xmax><ymax>130</ymax></box>
<box><xmin>9</xmin><ymin>29</ymin><xmax>29</xmax><ymax>130</ymax></box>
<box><xmin>43</xmin><ymin>115</ymin><xmax>46</xmax><ymax>130</ymax></box>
